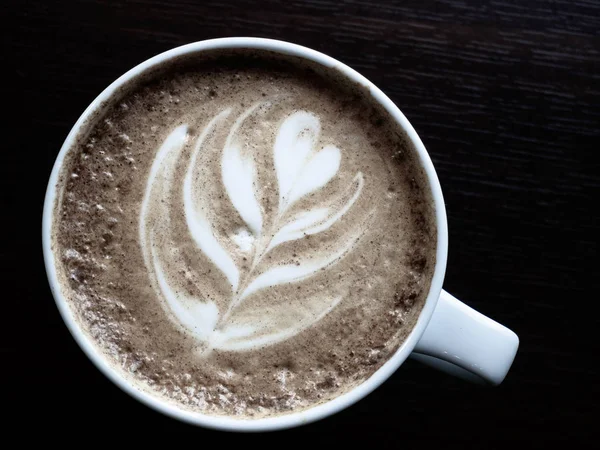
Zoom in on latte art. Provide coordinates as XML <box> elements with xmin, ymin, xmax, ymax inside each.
<box><xmin>141</xmin><ymin>105</ymin><xmax>369</xmax><ymax>351</ymax></box>
<box><xmin>51</xmin><ymin>51</ymin><xmax>436</xmax><ymax>418</ymax></box>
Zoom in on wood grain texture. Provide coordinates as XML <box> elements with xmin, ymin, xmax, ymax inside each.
<box><xmin>2</xmin><ymin>0</ymin><xmax>598</xmax><ymax>445</ymax></box>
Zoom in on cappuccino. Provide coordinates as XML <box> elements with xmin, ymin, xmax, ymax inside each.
<box><xmin>51</xmin><ymin>50</ymin><xmax>436</xmax><ymax>417</ymax></box>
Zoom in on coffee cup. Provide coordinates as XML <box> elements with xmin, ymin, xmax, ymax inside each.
<box><xmin>43</xmin><ymin>37</ymin><xmax>519</xmax><ymax>431</ymax></box>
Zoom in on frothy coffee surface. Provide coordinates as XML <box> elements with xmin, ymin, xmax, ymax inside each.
<box><xmin>51</xmin><ymin>50</ymin><xmax>437</xmax><ymax>418</ymax></box>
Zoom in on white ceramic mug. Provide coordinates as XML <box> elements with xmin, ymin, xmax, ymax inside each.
<box><xmin>42</xmin><ymin>37</ymin><xmax>519</xmax><ymax>432</ymax></box>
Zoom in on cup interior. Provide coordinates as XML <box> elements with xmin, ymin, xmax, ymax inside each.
<box><xmin>42</xmin><ymin>37</ymin><xmax>448</xmax><ymax>431</ymax></box>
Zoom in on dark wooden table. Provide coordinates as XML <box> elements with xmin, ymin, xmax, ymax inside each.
<box><xmin>4</xmin><ymin>0</ymin><xmax>598</xmax><ymax>445</ymax></box>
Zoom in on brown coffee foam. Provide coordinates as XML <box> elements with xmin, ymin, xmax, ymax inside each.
<box><xmin>52</xmin><ymin>50</ymin><xmax>437</xmax><ymax>418</ymax></box>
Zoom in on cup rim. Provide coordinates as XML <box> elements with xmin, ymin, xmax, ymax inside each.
<box><xmin>42</xmin><ymin>37</ymin><xmax>448</xmax><ymax>432</ymax></box>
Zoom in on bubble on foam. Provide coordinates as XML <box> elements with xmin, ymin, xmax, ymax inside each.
<box><xmin>64</xmin><ymin>248</ymin><xmax>82</xmax><ymax>260</ymax></box>
<box><xmin>118</xmin><ymin>133</ymin><xmax>132</xmax><ymax>143</ymax></box>
<box><xmin>231</xmin><ymin>227</ymin><xmax>255</xmax><ymax>252</ymax></box>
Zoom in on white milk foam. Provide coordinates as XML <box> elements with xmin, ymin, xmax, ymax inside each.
<box><xmin>140</xmin><ymin>104</ymin><xmax>368</xmax><ymax>352</ymax></box>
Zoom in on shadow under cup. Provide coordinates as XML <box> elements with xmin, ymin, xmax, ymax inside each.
<box><xmin>42</xmin><ymin>38</ymin><xmax>449</xmax><ymax>431</ymax></box>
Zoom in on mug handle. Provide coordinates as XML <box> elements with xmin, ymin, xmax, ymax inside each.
<box><xmin>411</xmin><ymin>290</ymin><xmax>519</xmax><ymax>385</ymax></box>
